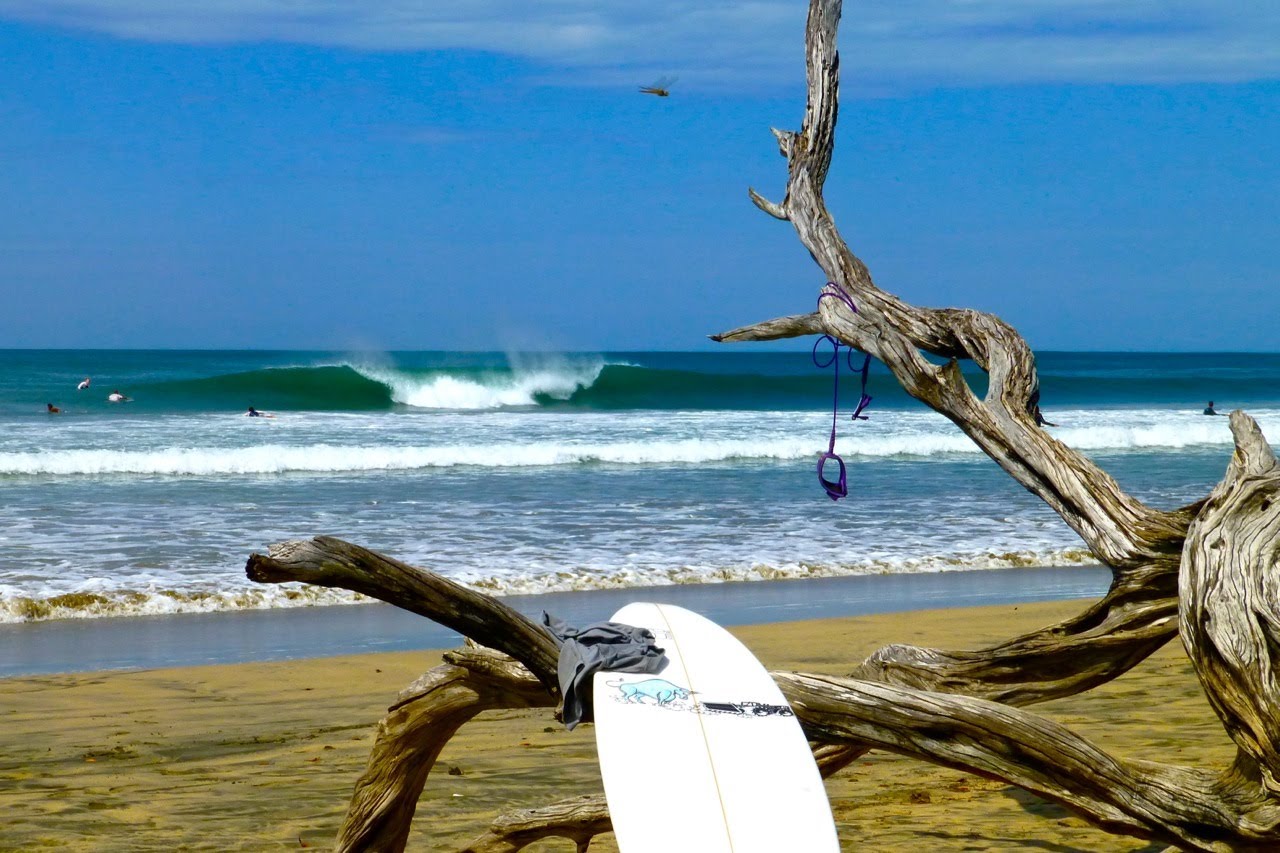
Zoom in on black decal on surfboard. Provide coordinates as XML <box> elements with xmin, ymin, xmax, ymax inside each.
<box><xmin>698</xmin><ymin>701</ymin><xmax>795</xmax><ymax>718</ymax></box>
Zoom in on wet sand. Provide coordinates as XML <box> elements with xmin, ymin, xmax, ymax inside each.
<box><xmin>0</xmin><ymin>599</ymin><xmax>1229</xmax><ymax>851</ymax></box>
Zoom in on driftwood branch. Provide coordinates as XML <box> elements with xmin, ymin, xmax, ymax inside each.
<box><xmin>1181</xmin><ymin>411</ymin><xmax>1280</xmax><ymax>794</ymax></box>
<box><xmin>246</xmin><ymin>536</ymin><xmax>561</xmax><ymax>694</ymax></box>
<box><xmin>247</xmin><ymin>538</ymin><xmax>871</xmax><ymax>850</ymax></box>
<box><xmin>779</xmin><ymin>671</ymin><xmax>1280</xmax><ymax>852</ymax></box>
<box><xmin>711</xmin><ymin>0</ymin><xmax>1202</xmax><ymax>706</ymax></box>
<box><xmin>458</xmin><ymin>795</ymin><xmax>611</xmax><ymax>853</ymax></box>
<box><xmin>336</xmin><ymin>648</ymin><xmax>553</xmax><ymax>853</ymax></box>
<box><xmin>770</xmin><ymin>413</ymin><xmax>1280</xmax><ymax>852</ymax></box>
<box><xmin>710</xmin><ymin>312</ymin><xmax>822</xmax><ymax>342</ymax></box>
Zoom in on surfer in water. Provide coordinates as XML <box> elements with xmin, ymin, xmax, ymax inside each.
<box><xmin>107</xmin><ymin>390</ymin><xmax>130</xmax><ymax>403</ymax></box>
<box><xmin>245</xmin><ymin>406</ymin><xmax>275</xmax><ymax>419</ymax></box>
<box><xmin>1028</xmin><ymin>389</ymin><xmax>1057</xmax><ymax>428</ymax></box>
<box><xmin>1203</xmin><ymin>401</ymin><xmax>1219</xmax><ymax>416</ymax></box>
<box><xmin>46</xmin><ymin>403</ymin><xmax>61</xmax><ymax>414</ymax></box>
<box><xmin>77</xmin><ymin>377</ymin><xmax>90</xmax><ymax>391</ymax></box>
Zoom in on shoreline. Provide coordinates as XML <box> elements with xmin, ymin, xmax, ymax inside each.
<box><xmin>0</xmin><ymin>564</ymin><xmax>1111</xmax><ymax>678</ymax></box>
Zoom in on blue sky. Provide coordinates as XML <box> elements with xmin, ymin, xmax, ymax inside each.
<box><xmin>1</xmin><ymin>1</ymin><xmax>1278</xmax><ymax>351</ymax></box>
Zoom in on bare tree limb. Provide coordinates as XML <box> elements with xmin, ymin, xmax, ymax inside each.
<box><xmin>779</xmin><ymin>671</ymin><xmax>1280</xmax><ymax>852</ymax></box>
<box><xmin>457</xmin><ymin>795</ymin><xmax>611</xmax><ymax>853</ymax></box>
<box><xmin>337</xmin><ymin>647</ymin><xmax>553</xmax><ymax>853</ymax></box>
<box><xmin>1180</xmin><ymin>411</ymin><xmax>1280</xmax><ymax>794</ymax></box>
<box><xmin>710</xmin><ymin>312</ymin><xmax>823</xmax><ymax>342</ymax></box>
<box><xmin>715</xmin><ymin>0</ymin><xmax>1200</xmax><ymax>704</ymax></box>
<box><xmin>747</xmin><ymin>187</ymin><xmax>789</xmax><ymax>220</ymax></box>
<box><xmin>246</xmin><ymin>536</ymin><xmax>561</xmax><ymax>694</ymax></box>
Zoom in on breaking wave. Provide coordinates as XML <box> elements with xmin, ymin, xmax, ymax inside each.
<box><xmin>128</xmin><ymin>357</ymin><xmax>610</xmax><ymax>412</ymax></box>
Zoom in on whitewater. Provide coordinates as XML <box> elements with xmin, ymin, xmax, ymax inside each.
<box><xmin>0</xmin><ymin>408</ymin><xmax>1267</xmax><ymax>477</ymax></box>
<box><xmin>0</xmin><ymin>349</ymin><xmax>1271</xmax><ymax>623</ymax></box>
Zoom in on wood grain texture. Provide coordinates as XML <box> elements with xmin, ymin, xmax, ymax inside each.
<box><xmin>721</xmin><ymin>0</ymin><xmax>1196</xmax><ymax>705</ymax></box>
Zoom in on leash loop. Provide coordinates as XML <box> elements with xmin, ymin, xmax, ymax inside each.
<box><xmin>813</xmin><ymin>283</ymin><xmax>873</xmax><ymax>501</ymax></box>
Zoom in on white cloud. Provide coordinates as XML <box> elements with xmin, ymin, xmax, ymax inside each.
<box><xmin>2</xmin><ymin>1</ymin><xmax>1278</xmax><ymax>90</ymax></box>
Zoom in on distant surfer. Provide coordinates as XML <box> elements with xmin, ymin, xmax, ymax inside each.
<box><xmin>46</xmin><ymin>403</ymin><xmax>61</xmax><ymax>414</ymax></box>
<box><xmin>107</xmin><ymin>390</ymin><xmax>130</xmax><ymax>403</ymax></box>
<box><xmin>1028</xmin><ymin>389</ymin><xmax>1057</xmax><ymax>428</ymax></box>
<box><xmin>245</xmin><ymin>406</ymin><xmax>275</xmax><ymax>419</ymax></box>
<box><xmin>77</xmin><ymin>377</ymin><xmax>91</xmax><ymax>391</ymax></box>
<box><xmin>1203</xmin><ymin>401</ymin><xmax>1219</xmax><ymax>416</ymax></box>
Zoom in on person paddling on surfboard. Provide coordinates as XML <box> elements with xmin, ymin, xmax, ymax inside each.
<box><xmin>77</xmin><ymin>377</ymin><xmax>90</xmax><ymax>391</ymax></box>
<box><xmin>46</xmin><ymin>403</ymin><xmax>61</xmax><ymax>414</ymax></box>
<box><xmin>245</xmin><ymin>406</ymin><xmax>275</xmax><ymax>419</ymax></box>
<box><xmin>107</xmin><ymin>390</ymin><xmax>130</xmax><ymax>403</ymax></box>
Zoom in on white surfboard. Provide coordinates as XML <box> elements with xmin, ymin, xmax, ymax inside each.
<box><xmin>592</xmin><ymin>602</ymin><xmax>840</xmax><ymax>852</ymax></box>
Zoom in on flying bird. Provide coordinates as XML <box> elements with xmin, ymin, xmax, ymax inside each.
<box><xmin>639</xmin><ymin>76</ymin><xmax>676</xmax><ymax>97</ymax></box>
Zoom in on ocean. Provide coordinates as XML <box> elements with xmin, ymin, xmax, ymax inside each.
<box><xmin>1</xmin><ymin>349</ymin><xmax>1274</xmax><ymax>625</ymax></box>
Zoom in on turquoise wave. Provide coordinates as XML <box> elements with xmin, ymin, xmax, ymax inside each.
<box><xmin>87</xmin><ymin>362</ymin><xmax>1280</xmax><ymax>412</ymax></box>
<box><xmin>10</xmin><ymin>350</ymin><xmax>1280</xmax><ymax>415</ymax></box>
<box><xmin>140</xmin><ymin>365</ymin><xmax>395</xmax><ymax>411</ymax></box>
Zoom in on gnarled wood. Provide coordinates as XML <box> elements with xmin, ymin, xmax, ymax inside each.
<box><xmin>710</xmin><ymin>312</ymin><xmax>823</xmax><ymax>342</ymax></box>
<box><xmin>1181</xmin><ymin>411</ymin><xmax>1280</xmax><ymax>794</ymax></box>
<box><xmin>336</xmin><ymin>646</ymin><xmax>553</xmax><ymax>853</ymax></box>
<box><xmin>779</xmin><ymin>413</ymin><xmax>1280</xmax><ymax>851</ymax></box>
<box><xmin>458</xmin><ymin>795</ymin><xmax>610</xmax><ymax>853</ymax></box>
<box><xmin>779</xmin><ymin>670</ymin><xmax>1280</xmax><ymax>852</ymax></box>
<box><xmin>247</xmin><ymin>536</ymin><xmax>561</xmax><ymax>694</ymax></box>
<box><xmin>717</xmin><ymin>0</ymin><xmax>1198</xmax><ymax>705</ymax></box>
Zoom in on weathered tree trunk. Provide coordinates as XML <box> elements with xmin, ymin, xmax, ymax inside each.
<box><xmin>242</xmin><ymin>1</ymin><xmax>1280</xmax><ymax>849</ymax></box>
<box><xmin>721</xmin><ymin>0</ymin><xmax>1195</xmax><ymax>707</ymax></box>
<box><xmin>458</xmin><ymin>795</ymin><xmax>611</xmax><ymax>853</ymax></box>
<box><xmin>246</xmin><ymin>537</ymin><xmax>561</xmax><ymax>696</ymax></box>
<box><xmin>336</xmin><ymin>646</ymin><xmax>553</xmax><ymax>852</ymax></box>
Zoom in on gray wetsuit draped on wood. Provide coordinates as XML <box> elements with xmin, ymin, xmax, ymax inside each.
<box><xmin>541</xmin><ymin>612</ymin><xmax>667</xmax><ymax>730</ymax></box>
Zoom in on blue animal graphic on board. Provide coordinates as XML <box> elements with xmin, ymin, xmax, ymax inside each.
<box><xmin>611</xmin><ymin>678</ymin><xmax>690</xmax><ymax>706</ymax></box>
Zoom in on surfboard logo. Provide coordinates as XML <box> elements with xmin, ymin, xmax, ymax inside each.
<box><xmin>609</xmin><ymin>678</ymin><xmax>691</xmax><ymax>706</ymax></box>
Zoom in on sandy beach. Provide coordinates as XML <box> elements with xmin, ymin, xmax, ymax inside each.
<box><xmin>0</xmin><ymin>597</ymin><xmax>1230</xmax><ymax>852</ymax></box>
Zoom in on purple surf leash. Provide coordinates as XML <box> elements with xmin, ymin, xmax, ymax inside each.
<box><xmin>812</xmin><ymin>283</ymin><xmax>872</xmax><ymax>501</ymax></box>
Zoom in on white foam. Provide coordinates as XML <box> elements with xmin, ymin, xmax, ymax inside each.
<box><xmin>0</xmin><ymin>584</ymin><xmax>371</xmax><ymax>623</ymax></box>
<box><xmin>352</xmin><ymin>356</ymin><xmax>604</xmax><ymax>410</ymax></box>
<box><xmin>1</xmin><ymin>406</ymin><xmax>1266</xmax><ymax>476</ymax></box>
<box><xmin>0</xmin><ymin>438</ymin><xmax>820</xmax><ymax>476</ymax></box>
